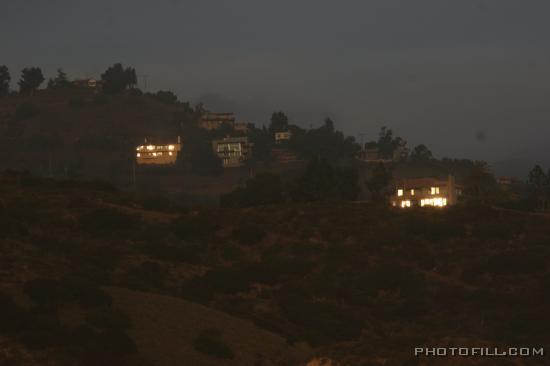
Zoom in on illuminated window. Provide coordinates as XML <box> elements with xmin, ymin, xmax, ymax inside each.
<box><xmin>410</xmin><ymin>189</ymin><xmax>415</xmax><ymax>196</ymax></box>
<box><xmin>136</xmin><ymin>153</ymin><xmax>141</xmax><ymax>157</ymax></box>
<box><xmin>169</xmin><ymin>152</ymin><xmax>173</xmax><ymax>156</ymax></box>
<box><xmin>431</xmin><ymin>187</ymin><xmax>440</xmax><ymax>195</ymax></box>
<box><xmin>168</xmin><ymin>145</ymin><xmax>175</xmax><ymax>150</ymax></box>
<box><xmin>400</xmin><ymin>200</ymin><xmax>411</xmax><ymax>208</ymax></box>
<box><xmin>147</xmin><ymin>145</ymin><xmax>154</xmax><ymax>151</ymax></box>
<box><xmin>397</xmin><ymin>189</ymin><xmax>403</xmax><ymax>197</ymax></box>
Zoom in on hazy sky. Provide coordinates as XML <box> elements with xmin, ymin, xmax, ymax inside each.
<box><xmin>2</xmin><ymin>0</ymin><xmax>550</xmax><ymax>165</ymax></box>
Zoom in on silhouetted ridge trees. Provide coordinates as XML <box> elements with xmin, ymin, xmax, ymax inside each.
<box><xmin>221</xmin><ymin>157</ymin><xmax>360</xmax><ymax>207</ymax></box>
<box><xmin>288</xmin><ymin>118</ymin><xmax>360</xmax><ymax>161</ymax></box>
<box><xmin>101</xmin><ymin>63</ymin><xmax>137</xmax><ymax>94</ymax></box>
<box><xmin>0</xmin><ymin>65</ymin><xmax>10</xmax><ymax>96</ymax></box>
<box><xmin>18</xmin><ymin>67</ymin><xmax>45</xmax><ymax>96</ymax></box>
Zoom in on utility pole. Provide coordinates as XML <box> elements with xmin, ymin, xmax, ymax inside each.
<box><xmin>139</xmin><ymin>74</ymin><xmax>149</xmax><ymax>91</ymax></box>
<box><xmin>358</xmin><ymin>133</ymin><xmax>366</xmax><ymax>149</ymax></box>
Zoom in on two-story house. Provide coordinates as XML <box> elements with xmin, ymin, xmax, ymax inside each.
<box><xmin>390</xmin><ymin>175</ymin><xmax>460</xmax><ymax>208</ymax></box>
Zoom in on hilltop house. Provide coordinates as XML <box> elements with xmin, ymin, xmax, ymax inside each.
<box><xmin>73</xmin><ymin>78</ymin><xmax>103</xmax><ymax>89</ymax></box>
<box><xmin>212</xmin><ymin>137</ymin><xmax>253</xmax><ymax>167</ymax></box>
<box><xmin>274</xmin><ymin>131</ymin><xmax>292</xmax><ymax>144</ymax></box>
<box><xmin>390</xmin><ymin>175</ymin><xmax>460</xmax><ymax>208</ymax></box>
<box><xmin>135</xmin><ymin>137</ymin><xmax>182</xmax><ymax>165</ymax></box>
<box><xmin>199</xmin><ymin>112</ymin><xmax>235</xmax><ymax>130</ymax></box>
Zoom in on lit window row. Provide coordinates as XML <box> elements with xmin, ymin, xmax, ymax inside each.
<box><xmin>136</xmin><ymin>145</ymin><xmax>176</xmax><ymax>151</ymax></box>
<box><xmin>421</xmin><ymin>197</ymin><xmax>447</xmax><ymax>207</ymax></box>
<box><xmin>400</xmin><ymin>200</ymin><xmax>411</xmax><ymax>208</ymax></box>
<box><xmin>136</xmin><ymin>152</ymin><xmax>174</xmax><ymax>158</ymax></box>
<box><xmin>431</xmin><ymin>187</ymin><xmax>440</xmax><ymax>195</ymax></box>
<box><xmin>397</xmin><ymin>189</ymin><xmax>415</xmax><ymax>197</ymax></box>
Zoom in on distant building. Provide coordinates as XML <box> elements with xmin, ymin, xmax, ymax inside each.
<box><xmin>136</xmin><ymin>137</ymin><xmax>182</xmax><ymax>165</ymax></box>
<box><xmin>274</xmin><ymin>131</ymin><xmax>292</xmax><ymax>144</ymax></box>
<box><xmin>73</xmin><ymin>78</ymin><xmax>103</xmax><ymax>89</ymax></box>
<box><xmin>212</xmin><ymin>136</ymin><xmax>253</xmax><ymax>167</ymax></box>
<box><xmin>199</xmin><ymin>112</ymin><xmax>235</xmax><ymax>130</ymax></box>
<box><xmin>234</xmin><ymin>122</ymin><xmax>252</xmax><ymax>133</ymax></box>
<box><xmin>271</xmin><ymin>148</ymin><xmax>299</xmax><ymax>164</ymax></box>
<box><xmin>390</xmin><ymin>175</ymin><xmax>461</xmax><ymax>208</ymax></box>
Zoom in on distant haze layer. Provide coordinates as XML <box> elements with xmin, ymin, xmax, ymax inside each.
<box><xmin>2</xmin><ymin>0</ymin><xmax>549</xmax><ymax>168</ymax></box>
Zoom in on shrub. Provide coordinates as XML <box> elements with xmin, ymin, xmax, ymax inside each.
<box><xmin>68</xmin><ymin>97</ymin><xmax>86</xmax><ymax>108</ymax></box>
<box><xmin>0</xmin><ymin>291</ymin><xmax>27</xmax><ymax>333</ymax></box>
<box><xmin>483</xmin><ymin>251</ymin><xmax>546</xmax><ymax>275</ymax></box>
<box><xmin>24</xmin><ymin>278</ymin><xmax>61</xmax><ymax>307</ymax></box>
<box><xmin>143</xmin><ymin>242</ymin><xmax>203</xmax><ymax>264</ymax></box>
<box><xmin>59</xmin><ymin>277</ymin><xmax>113</xmax><ymax>308</ymax></box>
<box><xmin>125</xmin><ymin>261</ymin><xmax>166</xmax><ymax>290</ymax></box>
<box><xmin>86</xmin><ymin>308</ymin><xmax>132</xmax><ymax>330</ymax></box>
<box><xmin>79</xmin><ymin>207</ymin><xmax>141</xmax><ymax>234</ymax></box>
<box><xmin>231</xmin><ymin>221</ymin><xmax>266</xmax><ymax>245</ymax></box>
<box><xmin>15</xmin><ymin>102</ymin><xmax>40</xmax><ymax>121</ymax></box>
<box><xmin>171</xmin><ymin>213</ymin><xmax>219</xmax><ymax>241</ymax></box>
<box><xmin>193</xmin><ymin>329</ymin><xmax>234</xmax><ymax>359</ymax></box>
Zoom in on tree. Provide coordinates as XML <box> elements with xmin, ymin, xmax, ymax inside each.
<box><xmin>101</xmin><ymin>63</ymin><xmax>137</xmax><ymax>94</ymax></box>
<box><xmin>0</xmin><ymin>65</ymin><xmax>10</xmax><ymax>96</ymax></box>
<box><xmin>527</xmin><ymin>165</ymin><xmax>549</xmax><ymax>210</ymax></box>
<box><xmin>220</xmin><ymin>173</ymin><xmax>283</xmax><ymax>207</ymax></box>
<box><xmin>376</xmin><ymin>127</ymin><xmax>408</xmax><ymax>160</ymax></box>
<box><xmin>410</xmin><ymin>144</ymin><xmax>433</xmax><ymax>162</ymax></box>
<box><xmin>153</xmin><ymin>90</ymin><xmax>178</xmax><ymax>104</ymax></box>
<box><xmin>18</xmin><ymin>67</ymin><xmax>45</xmax><ymax>96</ymax></box>
<box><xmin>289</xmin><ymin>156</ymin><xmax>339</xmax><ymax>202</ymax></box>
<box><xmin>47</xmin><ymin>68</ymin><xmax>71</xmax><ymax>89</ymax></box>
<box><xmin>463</xmin><ymin>161</ymin><xmax>497</xmax><ymax>204</ymax></box>
<box><xmin>269</xmin><ymin>111</ymin><xmax>289</xmax><ymax>134</ymax></box>
<box><xmin>366</xmin><ymin>163</ymin><xmax>392</xmax><ymax>202</ymax></box>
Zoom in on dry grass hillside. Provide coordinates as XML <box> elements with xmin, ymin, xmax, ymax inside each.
<box><xmin>1</xmin><ymin>173</ymin><xmax>549</xmax><ymax>365</ymax></box>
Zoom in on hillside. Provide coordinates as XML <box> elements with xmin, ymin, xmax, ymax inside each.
<box><xmin>0</xmin><ymin>173</ymin><xmax>549</xmax><ymax>365</ymax></box>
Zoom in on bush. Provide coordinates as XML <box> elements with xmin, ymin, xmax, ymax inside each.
<box><xmin>193</xmin><ymin>329</ymin><xmax>234</xmax><ymax>359</ymax></box>
<box><xmin>231</xmin><ymin>221</ymin><xmax>266</xmax><ymax>245</ymax></box>
<box><xmin>24</xmin><ymin>278</ymin><xmax>61</xmax><ymax>307</ymax></box>
<box><xmin>171</xmin><ymin>213</ymin><xmax>219</xmax><ymax>241</ymax></box>
<box><xmin>0</xmin><ymin>291</ymin><xmax>27</xmax><ymax>333</ymax></box>
<box><xmin>143</xmin><ymin>242</ymin><xmax>203</xmax><ymax>264</ymax></box>
<box><xmin>60</xmin><ymin>277</ymin><xmax>113</xmax><ymax>307</ymax></box>
<box><xmin>86</xmin><ymin>308</ymin><xmax>132</xmax><ymax>330</ymax></box>
<box><xmin>68</xmin><ymin>97</ymin><xmax>86</xmax><ymax>108</ymax></box>
<box><xmin>79</xmin><ymin>208</ymin><xmax>141</xmax><ymax>234</ymax></box>
<box><xmin>15</xmin><ymin>102</ymin><xmax>40</xmax><ymax>121</ymax></box>
<box><xmin>125</xmin><ymin>261</ymin><xmax>166</xmax><ymax>290</ymax></box>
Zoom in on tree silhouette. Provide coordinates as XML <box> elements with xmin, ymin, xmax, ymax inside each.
<box><xmin>101</xmin><ymin>63</ymin><xmax>137</xmax><ymax>94</ymax></box>
<box><xmin>269</xmin><ymin>111</ymin><xmax>289</xmax><ymax>134</ymax></box>
<box><xmin>366</xmin><ymin>163</ymin><xmax>393</xmax><ymax>202</ymax></box>
<box><xmin>47</xmin><ymin>68</ymin><xmax>71</xmax><ymax>89</ymax></box>
<box><xmin>0</xmin><ymin>65</ymin><xmax>10</xmax><ymax>96</ymax></box>
<box><xmin>410</xmin><ymin>144</ymin><xmax>433</xmax><ymax>161</ymax></box>
<box><xmin>18</xmin><ymin>67</ymin><xmax>45</xmax><ymax>96</ymax></box>
<box><xmin>527</xmin><ymin>165</ymin><xmax>549</xmax><ymax>210</ymax></box>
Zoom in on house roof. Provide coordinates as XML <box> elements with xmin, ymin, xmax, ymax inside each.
<box><xmin>395</xmin><ymin>177</ymin><xmax>448</xmax><ymax>189</ymax></box>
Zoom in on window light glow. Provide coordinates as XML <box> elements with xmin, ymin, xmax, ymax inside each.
<box><xmin>400</xmin><ymin>200</ymin><xmax>411</xmax><ymax>208</ymax></box>
<box><xmin>397</xmin><ymin>189</ymin><xmax>403</xmax><ymax>197</ymax></box>
<box><xmin>411</xmin><ymin>189</ymin><xmax>415</xmax><ymax>196</ymax></box>
<box><xmin>431</xmin><ymin>187</ymin><xmax>440</xmax><ymax>195</ymax></box>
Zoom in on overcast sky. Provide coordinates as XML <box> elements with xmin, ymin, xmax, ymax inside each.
<box><xmin>2</xmin><ymin>0</ymin><xmax>550</xmax><ymax>165</ymax></box>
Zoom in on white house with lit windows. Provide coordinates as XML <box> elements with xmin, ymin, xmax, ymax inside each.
<box><xmin>390</xmin><ymin>175</ymin><xmax>460</xmax><ymax>208</ymax></box>
<box><xmin>135</xmin><ymin>137</ymin><xmax>182</xmax><ymax>165</ymax></box>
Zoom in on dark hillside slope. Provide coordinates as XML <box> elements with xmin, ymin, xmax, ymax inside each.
<box><xmin>0</xmin><ymin>173</ymin><xmax>548</xmax><ymax>365</ymax></box>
